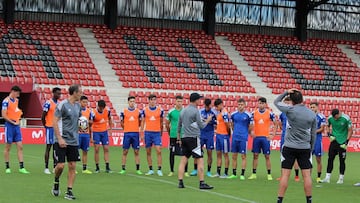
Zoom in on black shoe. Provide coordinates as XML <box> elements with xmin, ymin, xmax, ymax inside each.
<box><xmin>200</xmin><ymin>183</ymin><xmax>214</xmax><ymax>190</ymax></box>
<box><xmin>105</xmin><ymin>169</ymin><xmax>113</xmax><ymax>173</ymax></box>
<box><xmin>51</xmin><ymin>183</ymin><xmax>60</xmax><ymax>197</ymax></box>
<box><xmin>178</xmin><ymin>182</ymin><xmax>185</xmax><ymax>188</ymax></box>
<box><xmin>64</xmin><ymin>191</ymin><xmax>76</xmax><ymax>200</ymax></box>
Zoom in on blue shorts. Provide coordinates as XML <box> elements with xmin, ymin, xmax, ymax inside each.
<box><xmin>144</xmin><ymin>131</ymin><xmax>162</xmax><ymax>148</ymax></box>
<box><xmin>200</xmin><ymin>134</ymin><xmax>214</xmax><ymax>150</ymax></box>
<box><xmin>93</xmin><ymin>131</ymin><xmax>109</xmax><ymax>145</ymax></box>
<box><xmin>312</xmin><ymin>138</ymin><xmax>323</xmax><ymax>157</ymax></box>
<box><xmin>4</xmin><ymin>122</ymin><xmax>22</xmax><ymax>144</ymax></box>
<box><xmin>252</xmin><ymin>137</ymin><xmax>270</xmax><ymax>155</ymax></box>
<box><xmin>231</xmin><ymin>139</ymin><xmax>248</xmax><ymax>154</ymax></box>
<box><xmin>216</xmin><ymin>134</ymin><xmax>230</xmax><ymax>153</ymax></box>
<box><xmin>123</xmin><ymin>132</ymin><xmax>140</xmax><ymax>150</ymax></box>
<box><xmin>79</xmin><ymin>133</ymin><xmax>90</xmax><ymax>151</ymax></box>
<box><xmin>45</xmin><ymin>127</ymin><xmax>55</xmax><ymax>145</ymax></box>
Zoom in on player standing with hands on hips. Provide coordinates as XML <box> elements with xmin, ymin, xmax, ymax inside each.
<box><xmin>274</xmin><ymin>89</ymin><xmax>317</xmax><ymax>203</ymax></box>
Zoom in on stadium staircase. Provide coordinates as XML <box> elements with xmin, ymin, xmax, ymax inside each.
<box><xmin>215</xmin><ymin>35</ymin><xmax>278</xmax><ymax>113</ymax></box>
<box><xmin>76</xmin><ymin>27</ymin><xmax>128</xmax><ymax>113</ymax></box>
<box><xmin>337</xmin><ymin>44</ymin><xmax>360</xmax><ymax>69</ymax></box>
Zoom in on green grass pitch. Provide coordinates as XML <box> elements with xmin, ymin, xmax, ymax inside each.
<box><xmin>1</xmin><ymin>145</ymin><xmax>360</xmax><ymax>203</ymax></box>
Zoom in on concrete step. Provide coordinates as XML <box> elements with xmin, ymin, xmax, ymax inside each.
<box><xmin>215</xmin><ymin>36</ymin><xmax>279</xmax><ymax>113</ymax></box>
<box><xmin>76</xmin><ymin>27</ymin><xmax>130</xmax><ymax>116</ymax></box>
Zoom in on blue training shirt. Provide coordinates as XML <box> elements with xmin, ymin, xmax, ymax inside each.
<box><xmin>199</xmin><ymin>107</ymin><xmax>217</xmax><ymax>137</ymax></box>
<box><xmin>316</xmin><ymin>113</ymin><xmax>326</xmax><ymax>139</ymax></box>
<box><xmin>231</xmin><ymin>110</ymin><xmax>253</xmax><ymax>141</ymax></box>
<box><xmin>279</xmin><ymin>112</ymin><xmax>287</xmax><ymax>138</ymax></box>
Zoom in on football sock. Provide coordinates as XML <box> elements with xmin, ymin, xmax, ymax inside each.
<box><xmin>199</xmin><ymin>180</ymin><xmax>204</xmax><ymax>185</ymax></box>
<box><xmin>317</xmin><ymin>172</ymin><xmax>321</xmax><ymax>178</ymax></box>
<box><xmin>253</xmin><ymin>169</ymin><xmax>257</xmax><ymax>174</ymax></box>
<box><xmin>96</xmin><ymin>164</ymin><xmax>99</xmax><ymax>170</ymax></box>
<box><xmin>105</xmin><ymin>162</ymin><xmax>110</xmax><ymax>170</ymax></box>
<box><xmin>241</xmin><ymin>169</ymin><xmax>245</xmax><ymax>176</ymax></box>
<box><xmin>224</xmin><ymin>168</ymin><xmax>229</xmax><ymax>175</ymax></box>
<box><xmin>306</xmin><ymin>196</ymin><xmax>312</xmax><ymax>203</ymax></box>
<box><xmin>19</xmin><ymin>162</ymin><xmax>24</xmax><ymax>169</ymax></box>
<box><xmin>158</xmin><ymin>166</ymin><xmax>162</xmax><ymax>170</ymax></box>
<box><xmin>5</xmin><ymin>162</ymin><xmax>9</xmax><ymax>169</ymax></box>
<box><xmin>185</xmin><ymin>163</ymin><xmax>188</xmax><ymax>172</ymax></box>
<box><xmin>194</xmin><ymin>164</ymin><xmax>197</xmax><ymax>170</ymax></box>
<box><xmin>217</xmin><ymin>166</ymin><xmax>221</xmax><ymax>175</ymax></box>
<box><xmin>122</xmin><ymin>165</ymin><xmax>126</xmax><ymax>170</ymax></box>
<box><xmin>267</xmin><ymin>169</ymin><xmax>271</xmax><ymax>175</ymax></box>
<box><xmin>67</xmin><ymin>187</ymin><xmax>72</xmax><ymax>193</ymax></box>
<box><xmin>207</xmin><ymin>165</ymin><xmax>211</xmax><ymax>172</ymax></box>
<box><xmin>136</xmin><ymin>164</ymin><xmax>140</xmax><ymax>171</ymax></box>
<box><xmin>277</xmin><ymin>197</ymin><xmax>283</xmax><ymax>203</ymax></box>
<box><xmin>149</xmin><ymin>166</ymin><xmax>153</xmax><ymax>170</ymax></box>
<box><xmin>295</xmin><ymin>169</ymin><xmax>299</xmax><ymax>176</ymax></box>
<box><xmin>83</xmin><ymin>164</ymin><xmax>87</xmax><ymax>170</ymax></box>
<box><xmin>45</xmin><ymin>162</ymin><xmax>49</xmax><ymax>169</ymax></box>
<box><xmin>232</xmin><ymin>169</ymin><xmax>237</xmax><ymax>176</ymax></box>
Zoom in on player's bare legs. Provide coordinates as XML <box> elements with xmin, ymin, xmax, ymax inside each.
<box><xmin>178</xmin><ymin>156</ymin><xmax>188</xmax><ymax>180</ymax></box>
<box><xmin>134</xmin><ymin>149</ymin><xmax>140</xmax><ymax>165</ymax></box>
<box><xmin>4</xmin><ymin>143</ymin><xmax>11</xmax><ymax>163</ymax></box>
<box><xmin>241</xmin><ymin>154</ymin><xmax>246</xmax><ymax>171</ymax></box>
<box><xmin>316</xmin><ymin>156</ymin><xmax>322</xmax><ymax>181</ymax></box>
<box><xmin>44</xmin><ymin>144</ymin><xmax>52</xmax><ymax>172</ymax></box>
<box><xmin>122</xmin><ymin>149</ymin><xmax>129</xmax><ymax>166</ymax></box>
<box><xmin>145</xmin><ymin>147</ymin><xmax>155</xmax><ymax>175</ymax></box>
<box><xmin>67</xmin><ymin>161</ymin><xmax>76</xmax><ymax>188</ymax></box>
<box><xmin>197</xmin><ymin>157</ymin><xmax>205</xmax><ymax>181</ymax></box>
<box><xmin>216</xmin><ymin>150</ymin><xmax>222</xmax><ymax>176</ymax></box>
<box><xmin>302</xmin><ymin>169</ymin><xmax>312</xmax><ymax>196</ymax></box>
<box><xmin>94</xmin><ymin>144</ymin><xmax>100</xmax><ymax>172</ymax></box>
<box><xmin>278</xmin><ymin>168</ymin><xmax>291</xmax><ymax>197</ymax></box>
<box><xmin>146</xmin><ymin>147</ymin><xmax>152</xmax><ymax>167</ymax></box>
<box><xmin>231</xmin><ymin>153</ymin><xmax>238</xmax><ymax>173</ymax></box>
<box><xmin>265</xmin><ymin>154</ymin><xmax>271</xmax><ymax>172</ymax></box>
<box><xmin>224</xmin><ymin>152</ymin><xmax>229</xmax><ymax>176</ymax></box>
<box><xmin>103</xmin><ymin>145</ymin><xmax>111</xmax><ymax>172</ymax></box>
<box><xmin>16</xmin><ymin>142</ymin><xmax>24</xmax><ymax>162</ymax></box>
<box><xmin>207</xmin><ymin>149</ymin><xmax>212</xmax><ymax>169</ymax></box>
<box><xmin>82</xmin><ymin>150</ymin><xmax>88</xmax><ymax>168</ymax></box>
<box><xmin>155</xmin><ymin>145</ymin><xmax>162</xmax><ymax>169</ymax></box>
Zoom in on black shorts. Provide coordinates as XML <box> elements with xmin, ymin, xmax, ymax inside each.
<box><xmin>53</xmin><ymin>143</ymin><xmax>80</xmax><ymax>163</ymax></box>
<box><xmin>181</xmin><ymin>137</ymin><xmax>203</xmax><ymax>159</ymax></box>
<box><xmin>328</xmin><ymin>141</ymin><xmax>347</xmax><ymax>158</ymax></box>
<box><xmin>281</xmin><ymin>146</ymin><xmax>312</xmax><ymax>170</ymax></box>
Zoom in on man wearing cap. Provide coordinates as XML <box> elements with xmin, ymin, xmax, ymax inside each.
<box><xmin>177</xmin><ymin>93</ymin><xmax>214</xmax><ymax>189</ymax></box>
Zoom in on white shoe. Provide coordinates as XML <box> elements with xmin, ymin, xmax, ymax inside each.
<box><xmin>354</xmin><ymin>183</ymin><xmax>360</xmax><ymax>187</ymax></box>
<box><xmin>212</xmin><ymin>173</ymin><xmax>220</xmax><ymax>178</ymax></box>
<box><xmin>44</xmin><ymin>168</ymin><xmax>51</xmax><ymax>174</ymax></box>
<box><xmin>320</xmin><ymin>178</ymin><xmax>330</xmax><ymax>183</ymax></box>
<box><xmin>336</xmin><ymin>179</ymin><xmax>344</xmax><ymax>184</ymax></box>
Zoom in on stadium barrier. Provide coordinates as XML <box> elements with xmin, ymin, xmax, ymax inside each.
<box><xmin>1</xmin><ymin>127</ymin><xmax>360</xmax><ymax>152</ymax></box>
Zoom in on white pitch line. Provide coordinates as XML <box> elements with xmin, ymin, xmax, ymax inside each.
<box><xmin>128</xmin><ymin>174</ymin><xmax>257</xmax><ymax>203</ymax></box>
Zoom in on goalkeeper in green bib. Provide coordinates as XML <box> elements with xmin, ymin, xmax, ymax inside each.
<box><xmin>321</xmin><ymin>109</ymin><xmax>353</xmax><ymax>184</ymax></box>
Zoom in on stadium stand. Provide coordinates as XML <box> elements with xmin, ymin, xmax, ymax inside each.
<box><xmin>0</xmin><ymin>20</ymin><xmax>103</xmax><ymax>87</ymax></box>
<box><xmin>226</xmin><ymin>33</ymin><xmax>360</xmax><ymax>98</ymax></box>
<box><xmin>129</xmin><ymin>90</ymin><xmax>260</xmax><ymax>113</ymax></box>
<box><xmin>93</xmin><ymin>26</ymin><xmax>255</xmax><ymax>93</ymax></box>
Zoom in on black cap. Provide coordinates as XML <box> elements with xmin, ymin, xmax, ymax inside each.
<box><xmin>190</xmin><ymin>93</ymin><xmax>203</xmax><ymax>102</ymax></box>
